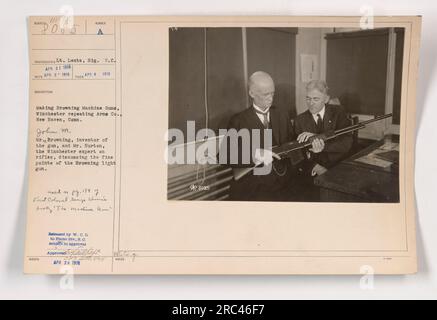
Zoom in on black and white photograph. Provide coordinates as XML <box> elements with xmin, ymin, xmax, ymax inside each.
<box><xmin>167</xmin><ymin>27</ymin><xmax>404</xmax><ymax>202</ymax></box>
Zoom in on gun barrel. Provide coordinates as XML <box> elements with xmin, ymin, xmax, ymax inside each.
<box><xmin>354</xmin><ymin>113</ymin><xmax>393</xmax><ymax>126</ymax></box>
<box><xmin>233</xmin><ymin>113</ymin><xmax>393</xmax><ymax>181</ymax></box>
<box><xmin>276</xmin><ymin>113</ymin><xmax>393</xmax><ymax>157</ymax></box>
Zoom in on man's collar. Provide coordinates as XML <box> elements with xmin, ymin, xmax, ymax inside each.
<box><xmin>311</xmin><ymin>105</ymin><xmax>326</xmax><ymax>120</ymax></box>
<box><xmin>253</xmin><ymin>103</ymin><xmax>270</xmax><ymax>114</ymax></box>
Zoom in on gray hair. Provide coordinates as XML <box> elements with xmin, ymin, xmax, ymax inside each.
<box><xmin>306</xmin><ymin>80</ymin><xmax>329</xmax><ymax>95</ymax></box>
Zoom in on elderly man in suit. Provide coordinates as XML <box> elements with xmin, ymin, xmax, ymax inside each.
<box><xmin>294</xmin><ymin>80</ymin><xmax>353</xmax><ymax>177</ymax></box>
<box><xmin>225</xmin><ymin>71</ymin><xmax>324</xmax><ymax>201</ymax></box>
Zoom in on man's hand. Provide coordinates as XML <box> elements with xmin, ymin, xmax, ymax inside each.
<box><xmin>311</xmin><ymin>164</ymin><xmax>328</xmax><ymax>176</ymax></box>
<box><xmin>297</xmin><ymin>132</ymin><xmax>316</xmax><ymax>143</ymax></box>
<box><xmin>309</xmin><ymin>138</ymin><xmax>325</xmax><ymax>153</ymax></box>
<box><xmin>254</xmin><ymin>148</ymin><xmax>281</xmax><ymax>166</ymax></box>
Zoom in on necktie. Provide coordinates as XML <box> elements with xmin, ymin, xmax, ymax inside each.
<box><xmin>255</xmin><ymin>109</ymin><xmax>270</xmax><ymax>128</ymax></box>
<box><xmin>316</xmin><ymin>113</ymin><xmax>323</xmax><ymax>133</ymax></box>
<box><xmin>262</xmin><ymin>113</ymin><xmax>269</xmax><ymax>128</ymax></box>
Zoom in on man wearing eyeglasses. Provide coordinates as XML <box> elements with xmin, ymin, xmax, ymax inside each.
<box><xmin>225</xmin><ymin>72</ymin><xmax>325</xmax><ymax>201</ymax></box>
<box><xmin>294</xmin><ymin>80</ymin><xmax>353</xmax><ymax>180</ymax></box>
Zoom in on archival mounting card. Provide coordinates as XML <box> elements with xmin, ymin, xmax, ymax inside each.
<box><xmin>24</xmin><ymin>16</ymin><xmax>421</xmax><ymax>274</ymax></box>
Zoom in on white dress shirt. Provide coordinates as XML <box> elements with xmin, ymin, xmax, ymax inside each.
<box><xmin>253</xmin><ymin>103</ymin><xmax>270</xmax><ymax>124</ymax></box>
<box><xmin>311</xmin><ymin>105</ymin><xmax>326</xmax><ymax>123</ymax></box>
<box><xmin>310</xmin><ymin>105</ymin><xmax>326</xmax><ymax>176</ymax></box>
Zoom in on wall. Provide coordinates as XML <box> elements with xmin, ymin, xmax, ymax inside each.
<box><xmin>295</xmin><ymin>28</ymin><xmax>323</xmax><ymax>114</ymax></box>
<box><xmin>169</xmin><ymin>27</ymin><xmax>297</xmax><ymax>139</ymax></box>
<box><xmin>295</xmin><ymin>27</ymin><xmax>362</xmax><ymax>115</ymax></box>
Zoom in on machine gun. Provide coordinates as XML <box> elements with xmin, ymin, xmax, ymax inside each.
<box><xmin>232</xmin><ymin>113</ymin><xmax>393</xmax><ymax>181</ymax></box>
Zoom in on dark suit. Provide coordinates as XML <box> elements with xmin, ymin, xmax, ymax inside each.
<box><xmin>224</xmin><ymin>105</ymin><xmax>296</xmax><ymax>201</ymax></box>
<box><xmin>294</xmin><ymin>104</ymin><xmax>353</xmax><ymax>172</ymax></box>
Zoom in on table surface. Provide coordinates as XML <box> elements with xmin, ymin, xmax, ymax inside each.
<box><xmin>314</xmin><ymin>136</ymin><xmax>400</xmax><ymax>202</ymax></box>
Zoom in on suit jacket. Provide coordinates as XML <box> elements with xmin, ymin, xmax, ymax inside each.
<box><xmin>294</xmin><ymin>104</ymin><xmax>352</xmax><ymax>171</ymax></box>
<box><xmin>224</xmin><ymin>105</ymin><xmax>295</xmax><ymax>201</ymax></box>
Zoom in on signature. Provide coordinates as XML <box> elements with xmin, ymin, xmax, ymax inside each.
<box><xmin>36</xmin><ymin>127</ymin><xmax>57</xmax><ymax>137</ymax></box>
<box><xmin>65</xmin><ymin>248</ymin><xmax>101</xmax><ymax>257</ymax></box>
<box><xmin>114</xmin><ymin>250</ymin><xmax>137</xmax><ymax>262</ymax></box>
<box><xmin>47</xmin><ymin>247</ymin><xmax>102</xmax><ymax>261</ymax></box>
